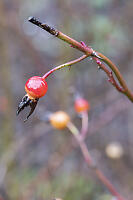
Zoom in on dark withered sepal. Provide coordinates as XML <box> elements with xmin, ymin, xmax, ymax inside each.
<box><xmin>16</xmin><ymin>95</ymin><xmax>30</xmax><ymax>116</ymax></box>
<box><xmin>24</xmin><ymin>98</ymin><xmax>39</xmax><ymax>122</ymax></box>
<box><xmin>16</xmin><ymin>95</ymin><xmax>39</xmax><ymax>121</ymax></box>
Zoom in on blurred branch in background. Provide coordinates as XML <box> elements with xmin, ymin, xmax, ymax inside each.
<box><xmin>0</xmin><ymin>97</ymin><xmax>128</xmax><ymax>199</ymax></box>
<box><xmin>19</xmin><ymin>98</ymin><xmax>129</xmax><ymax>200</ymax></box>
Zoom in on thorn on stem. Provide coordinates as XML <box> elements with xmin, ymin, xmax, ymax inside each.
<box><xmin>70</xmin><ymin>44</ymin><xmax>75</xmax><ymax>48</ymax></box>
<box><xmin>69</xmin><ymin>65</ymin><xmax>72</xmax><ymax>70</ymax></box>
<box><xmin>109</xmin><ymin>71</ymin><xmax>113</xmax><ymax>77</ymax></box>
<box><xmin>96</xmin><ymin>60</ymin><xmax>102</xmax><ymax>66</ymax></box>
<box><xmin>80</xmin><ymin>41</ymin><xmax>87</xmax><ymax>47</ymax></box>
<box><xmin>108</xmin><ymin>78</ymin><xmax>113</xmax><ymax>83</ymax></box>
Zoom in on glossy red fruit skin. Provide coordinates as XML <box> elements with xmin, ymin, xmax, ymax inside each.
<box><xmin>74</xmin><ymin>98</ymin><xmax>90</xmax><ymax>113</ymax></box>
<box><xmin>25</xmin><ymin>76</ymin><xmax>48</xmax><ymax>99</ymax></box>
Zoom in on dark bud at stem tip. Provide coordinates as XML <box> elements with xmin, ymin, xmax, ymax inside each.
<box><xmin>28</xmin><ymin>16</ymin><xmax>59</xmax><ymax>36</ymax></box>
<box><xmin>28</xmin><ymin>17</ymin><xmax>41</xmax><ymax>26</ymax></box>
<box><xmin>28</xmin><ymin>16</ymin><xmax>34</xmax><ymax>22</ymax></box>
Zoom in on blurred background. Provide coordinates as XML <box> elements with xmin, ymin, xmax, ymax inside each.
<box><xmin>0</xmin><ymin>0</ymin><xmax>133</xmax><ymax>199</ymax></box>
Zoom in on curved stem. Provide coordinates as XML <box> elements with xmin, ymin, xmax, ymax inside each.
<box><xmin>29</xmin><ymin>17</ymin><xmax>133</xmax><ymax>102</ymax></box>
<box><xmin>67</xmin><ymin>121</ymin><xmax>125</xmax><ymax>200</ymax></box>
<box><xmin>80</xmin><ymin>111</ymin><xmax>89</xmax><ymax>140</ymax></box>
<box><xmin>93</xmin><ymin>57</ymin><xmax>125</xmax><ymax>93</ymax></box>
<box><xmin>43</xmin><ymin>54</ymin><xmax>88</xmax><ymax>79</ymax></box>
<box><xmin>97</xmin><ymin>52</ymin><xmax>133</xmax><ymax>101</ymax></box>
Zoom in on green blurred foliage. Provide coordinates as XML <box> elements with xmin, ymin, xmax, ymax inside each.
<box><xmin>9</xmin><ymin>171</ymin><xmax>101</xmax><ymax>200</ymax></box>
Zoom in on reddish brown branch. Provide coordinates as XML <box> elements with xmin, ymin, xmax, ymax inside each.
<box><xmin>94</xmin><ymin>57</ymin><xmax>125</xmax><ymax>93</ymax></box>
<box><xmin>43</xmin><ymin>55</ymin><xmax>88</xmax><ymax>79</ymax></box>
<box><xmin>29</xmin><ymin>17</ymin><xmax>133</xmax><ymax>102</ymax></box>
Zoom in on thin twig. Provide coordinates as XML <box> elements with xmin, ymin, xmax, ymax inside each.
<box><xmin>28</xmin><ymin>17</ymin><xmax>133</xmax><ymax>102</ymax></box>
<box><xmin>67</xmin><ymin>121</ymin><xmax>125</xmax><ymax>200</ymax></box>
<box><xmin>93</xmin><ymin>57</ymin><xmax>125</xmax><ymax>93</ymax></box>
<box><xmin>80</xmin><ymin>111</ymin><xmax>89</xmax><ymax>140</ymax></box>
<box><xmin>43</xmin><ymin>54</ymin><xmax>88</xmax><ymax>79</ymax></box>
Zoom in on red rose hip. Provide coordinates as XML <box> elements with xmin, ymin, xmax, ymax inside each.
<box><xmin>74</xmin><ymin>98</ymin><xmax>90</xmax><ymax>113</ymax></box>
<box><xmin>25</xmin><ymin>76</ymin><xmax>48</xmax><ymax>99</ymax></box>
<box><xmin>17</xmin><ymin>76</ymin><xmax>48</xmax><ymax>121</ymax></box>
